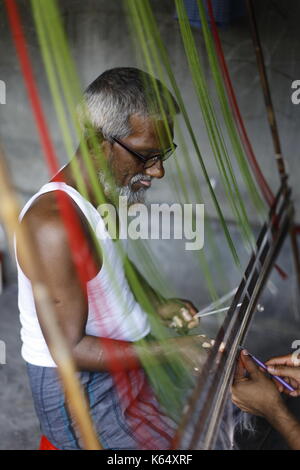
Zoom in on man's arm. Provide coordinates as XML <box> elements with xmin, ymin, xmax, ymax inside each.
<box><xmin>125</xmin><ymin>257</ymin><xmax>199</xmax><ymax>330</ymax></box>
<box><xmin>124</xmin><ymin>255</ymin><xmax>164</xmax><ymax>309</ymax></box>
<box><xmin>17</xmin><ymin>199</ymin><xmax>205</xmax><ymax>372</ymax></box>
<box><xmin>267</xmin><ymin>404</ymin><xmax>300</xmax><ymax>450</ymax></box>
<box><xmin>17</xmin><ymin>200</ymin><xmax>142</xmax><ymax>372</ymax></box>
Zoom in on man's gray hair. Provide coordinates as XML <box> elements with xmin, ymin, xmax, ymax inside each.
<box><xmin>80</xmin><ymin>67</ymin><xmax>180</xmax><ymax>140</ymax></box>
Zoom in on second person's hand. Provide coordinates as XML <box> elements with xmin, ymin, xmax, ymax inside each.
<box><xmin>266</xmin><ymin>353</ymin><xmax>300</xmax><ymax>397</ymax></box>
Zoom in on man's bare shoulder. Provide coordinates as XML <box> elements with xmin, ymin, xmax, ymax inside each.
<box><xmin>18</xmin><ymin>190</ymin><xmax>102</xmax><ymax>274</ymax></box>
<box><xmin>16</xmin><ymin>192</ymin><xmax>74</xmax><ymax>279</ymax></box>
<box><xmin>21</xmin><ymin>191</ymin><xmax>68</xmax><ymax>246</ymax></box>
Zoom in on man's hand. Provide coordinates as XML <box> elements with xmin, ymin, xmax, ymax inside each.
<box><xmin>266</xmin><ymin>353</ymin><xmax>300</xmax><ymax>397</ymax></box>
<box><xmin>232</xmin><ymin>351</ymin><xmax>300</xmax><ymax>450</ymax></box>
<box><xmin>231</xmin><ymin>350</ymin><xmax>284</xmax><ymax>420</ymax></box>
<box><xmin>157</xmin><ymin>298</ymin><xmax>199</xmax><ymax>332</ymax></box>
<box><xmin>163</xmin><ymin>334</ymin><xmax>212</xmax><ymax>373</ymax></box>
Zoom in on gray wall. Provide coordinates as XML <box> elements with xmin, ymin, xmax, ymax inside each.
<box><xmin>0</xmin><ymin>0</ymin><xmax>300</xmax><ymax>282</ymax></box>
<box><xmin>1</xmin><ymin>2</ymin><xmax>299</xmax><ymax>449</ymax></box>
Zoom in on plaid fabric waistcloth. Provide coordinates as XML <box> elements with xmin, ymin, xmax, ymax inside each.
<box><xmin>26</xmin><ymin>362</ymin><xmax>178</xmax><ymax>450</ymax></box>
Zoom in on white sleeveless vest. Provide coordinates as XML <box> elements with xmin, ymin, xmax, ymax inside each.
<box><xmin>15</xmin><ymin>182</ymin><xmax>151</xmax><ymax>367</ymax></box>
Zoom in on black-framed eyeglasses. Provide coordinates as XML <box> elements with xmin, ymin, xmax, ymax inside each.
<box><xmin>111</xmin><ymin>137</ymin><xmax>177</xmax><ymax>169</ymax></box>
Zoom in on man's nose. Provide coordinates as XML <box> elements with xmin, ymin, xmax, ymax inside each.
<box><xmin>144</xmin><ymin>160</ymin><xmax>165</xmax><ymax>179</ymax></box>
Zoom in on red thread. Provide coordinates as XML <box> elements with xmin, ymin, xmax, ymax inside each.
<box><xmin>206</xmin><ymin>0</ymin><xmax>275</xmax><ymax>208</ymax></box>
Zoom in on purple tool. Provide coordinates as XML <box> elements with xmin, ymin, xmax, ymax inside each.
<box><xmin>239</xmin><ymin>347</ymin><xmax>295</xmax><ymax>393</ymax></box>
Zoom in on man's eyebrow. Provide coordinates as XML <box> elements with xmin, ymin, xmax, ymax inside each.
<box><xmin>140</xmin><ymin>146</ymin><xmax>172</xmax><ymax>153</ymax></box>
<box><xmin>142</xmin><ymin>148</ymin><xmax>163</xmax><ymax>153</ymax></box>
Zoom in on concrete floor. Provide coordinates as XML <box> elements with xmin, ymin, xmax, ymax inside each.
<box><xmin>0</xmin><ymin>222</ymin><xmax>299</xmax><ymax>450</ymax></box>
<box><xmin>0</xmin><ymin>283</ymin><xmax>40</xmax><ymax>450</ymax></box>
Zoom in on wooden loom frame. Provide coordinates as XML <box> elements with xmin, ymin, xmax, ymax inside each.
<box><xmin>175</xmin><ymin>180</ymin><xmax>294</xmax><ymax>449</ymax></box>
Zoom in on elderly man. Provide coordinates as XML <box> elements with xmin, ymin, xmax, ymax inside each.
<box><xmin>15</xmin><ymin>67</ymin><xmax>205</xmax><ymax>450</ymax></box>
<box><xmin>232</xmin><ymin>349</ymin><xmax>300</xmax><ymax>450</ymax></box>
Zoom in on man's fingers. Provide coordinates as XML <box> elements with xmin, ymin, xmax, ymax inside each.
<box><xmin>179</xmin><ymin>307</ymin><xmax>192</xmax><ymax>322</ymax></box>
<box><xmin>178</xmin><ymin>306</ymin><xmax>199</xmax><ymax>329</ymax></box>
<box><xmin>267</xmin><ymin>365</ymin><xmax>300</xmax><ymax>380</ymax></box>
<box><xmin>266</xmin><ymin>354</ymin><xmax>300</xmax><ymax>391</ymax></box>
<box><xmin>240</xmin><ymin>350</ymin><xmax>259</xmax><ymax>376</ymax></box>
<box><xmin>289</xmin><ymin>377</ymin><xmax>299</xmax><ymax>389</ymax></box>
<box><xmin>169</xmin><ymin>315</ymin><xmax>183</xmax><ymax>329</ymax></box>
<box><xmin>234</xmin><ymin>356</ymin><xmax>246</xmax><ymax>381</ymax></box>
<box><xmin>182</xmin><ymin>301</ymin><xmax>198</xmax><ymax>317</ymax></box>
<box><xmin>278</xmin><ymin>378</ymin><xmax>300</xmax><ymax>396</ymax></box>
<box><xmin>265</xmin><ymin>354</ymin><xmax>294</xmax><ymax>367</ymax></box>
<box><xmin>187</xmin><ymin>318</ymin><xmax>199</xmax><ymax>329</ymax></box>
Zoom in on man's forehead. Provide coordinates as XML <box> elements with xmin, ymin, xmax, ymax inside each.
<box><xmin>128</xmin><ymin>113</ymin><xmax>173</xmax><ymax>145</ymax></box>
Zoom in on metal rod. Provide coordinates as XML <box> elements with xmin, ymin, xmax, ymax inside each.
<box><xmin>196</xmin><ymin>303</ymin><xmax>242</xmax><ymax>319</ymax></box>
<box><xmin>203</xmin><ymin>207</ymin><xmax>292</xmax><ymax>450</ymax></box>
<box><xmin>246</xmin><ymin>0</ymin><xmax>285</xmax><ymax>179</ymax></box>
<box><xmin>196</xmin><ymin>288</ymin><xmax>237</xmax><ymax>317</ymax></box>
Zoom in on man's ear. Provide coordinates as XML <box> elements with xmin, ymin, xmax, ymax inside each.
<box><xmin>85</xmin><ymin>136</ymin><xmax>111</xmax><ymax>164</ymax></box>
<box><xmin>100</xmin><ymin>139</ymin><xmax>112</xmax><ymax>160</ymax></box>
<box><xmin>89</xmin><ymin>139</ymin><xmax>112</xmax><ymax>173</ymax></box>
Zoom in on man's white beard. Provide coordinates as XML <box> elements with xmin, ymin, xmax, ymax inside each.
<box><xmin>98</xmin><ymin>171</ymin><xmax>150</xmax><ymax>206</ymax></box>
